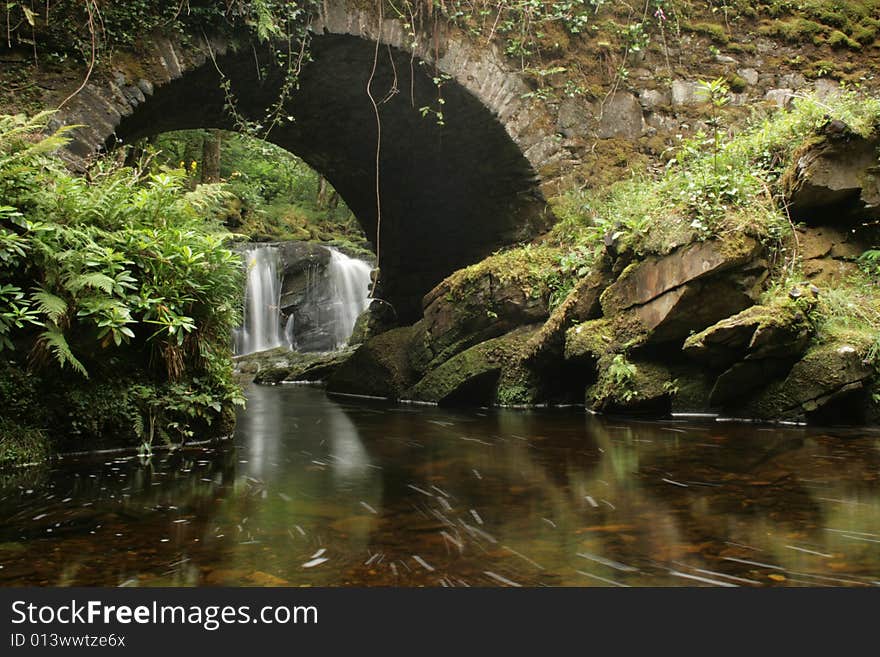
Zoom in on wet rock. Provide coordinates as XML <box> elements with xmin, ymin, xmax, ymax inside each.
<box><xmin>327</xmin><ymin>325</ymin><xmax>423</xmax><ymax>399</ymax></box>
<box><xmin>350</xmin><ymin>299</ymin><xmax>398</xmax><ymax>346</ymax></box>
<box><xmin>783</xmin><ymin>131</ymin><xmax>880</xmax><ymax>223</ymax></box>
<box><xmin>743</xmin><ymin>339</ymin><xmax>876</xmax><ymax>422</ymax></box>
<box><xmin>274</xmin><ymin>241</ymin><xmax>331</xmax><ymax>312</ymax></box>
<box><xmin>587</xmin><ymin>357</ymin><xmax>674</xmax><ymax>416</ymax></box>
<box><xmin>599</xmin><ymin>238</ymin><xmax>767</xmax><ymax>345</ymax></box>
<box><xmin>407</xmin><ymin>327</ymin><xmax>538</xmax><ymax>406</ymax></box>
<box><xmin>252</xmin><ymin>348</ymin><xmax>356</xmax><ymax>385</ymax></box>
<box><xmin>415</xmin><ymin>256</ymin><xmax>551</xmax><ymax>372</ymax></box>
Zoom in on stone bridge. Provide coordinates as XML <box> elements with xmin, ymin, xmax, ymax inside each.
<box><xmin>51</xmin><ymin>0</ymin><xmax>565</xmax><ymax>321</ymax></box>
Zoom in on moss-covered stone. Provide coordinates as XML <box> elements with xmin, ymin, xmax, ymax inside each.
<box><xmin>683</xmin><ymin>296</ymin><xmax>815</xmax><ymax>369</ymax></box>
<box><xmin>564</xmin><ymin>318</ymin><xmax>616</xmax><ymax>364</ymax></box>
<box><xmin>252</xmin><ymin>348</ymin><xmax>356</xmax><ymax>385</ymax></box>
<box><xmin>742</xmin><ymin>336</ymin><xmax>876</xmax><ymax>421</ymax></box>
<box><xmin>327</xmin><ymin>325</ymin><xmax>423</xmax><ymax>399</ymax></box>
<box><xmin>415</xmin><ymin>248</ymin><xmax>556</xmax><ymax>372</ymax></box>
<box><xmin>522</xmin><ymin>267</ymin><xmax>612</xmax><ymax>364</ymax></box>
<box><xmin>407</xmin><ymin>326</ymin><xmax>539</xmax><ymax>406</ymax></box>
<box><xmin>588</xmin><ymin>356</ymin><xmax>675</xmax><ymax>416</ymax></box>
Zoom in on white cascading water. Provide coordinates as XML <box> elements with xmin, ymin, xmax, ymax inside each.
<box><xmin>233</xmin><ymin>245</ymin><xmax>284</xmax><ymax>356</ymax></box>
<box><xmin>325</xmin><ymin>247</ymin><xmax>372</xmax><ymax>349</ymax></box>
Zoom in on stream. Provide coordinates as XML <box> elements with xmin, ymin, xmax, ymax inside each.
<box><xmin>1</xmin><ymin>385</ymin><xmax>879</xmax><ymax>587</ymax></box>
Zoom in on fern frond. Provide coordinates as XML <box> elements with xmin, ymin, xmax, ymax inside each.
<box><xmin>38</xmin><ymin>326</ymin><xmax>88</xmax><ymax>378</ymax></box>
<box><xmin>66</xmin><ymin>272</ymin><xmax>115</xmax><ymax>295</ymax></box>
<box><xmin>31</xmin><ymin>288</ymin><xmax>68</xmax><ymax>324</ymax></box>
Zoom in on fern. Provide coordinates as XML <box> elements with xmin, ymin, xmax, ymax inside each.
<box><xmin>38</xmin><ymin>326</ymin><xmax>88</xmax><ymax>378</ymax></box>
<box><xmin>66</xmin><ymin>271</ymin><xmax>116</xmax><ymax>295</ymax></box>
<box><xmin>31</xmin><ymin>288</ymin><xmax>68</xmax><ymax>324</ymax></box>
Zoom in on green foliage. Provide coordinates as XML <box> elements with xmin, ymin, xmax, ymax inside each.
<box><xmin>0</xmin><ymin>113</ymin><xmax>245</xmax><ymax>461</ymax></box>
<box><xmin>147</xmin><ymin>130</ymin><xmax>368</xmax><ymax>249</ymax></box>
<box><xmin>607</xmin><ymin>354</ymin><xmax>638</xmax><ymax>403</ymax></box>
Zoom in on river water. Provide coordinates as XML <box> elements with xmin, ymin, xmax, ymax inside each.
<box><xmin>1</xmin><ymin>386</ymin><xmax>878</xmax><ymax>587</ymax></box>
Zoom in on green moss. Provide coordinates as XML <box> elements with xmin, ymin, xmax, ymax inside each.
<box><xmin>407</xmin><ymin>327</ymin><xmax>537</xmax><ymax>406</ymax></box>
<box><xmin>442</xmin><ymin>245</ymin><xmax>559</xmax><ymax>304</ymax></box>
<box><xmin>683</xmin><ymin>22</ymin><xmax>730</xmax><ymax>45</ymax></box>
<box><xmin>758</xmin><ymin>18</ymin><xmax>828</xmax><ymax>44</ymax></box>
<box><xmin>827</xmin><ymin>29</ymin><xmax>861</xmax><ymax>49</ymax></box>
<box><xmin>588</xmin><ymin>356</ymin><xmax>674</xmax><ymax>415</ymax></box>
<box><xmin>726</xmin><ymin>73</ymin><xmax>748</xmax><ymax>94</ymax></box>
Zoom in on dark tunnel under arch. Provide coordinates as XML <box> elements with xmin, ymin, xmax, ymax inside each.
<box><xmin>109</xmin><ymin>33</ymin><xmax>552</xmax><ymax>322</ymax></box>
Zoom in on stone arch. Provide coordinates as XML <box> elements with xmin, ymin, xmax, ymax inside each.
<box><xmin>49</xmin><ymin>0</ymin><xmax>563</xmax><ymax>320</ymax></box>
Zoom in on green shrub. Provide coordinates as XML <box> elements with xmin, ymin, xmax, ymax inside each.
<box><xmin>0</xmin><ymin>113</ymin><xmax>245</xmax><ymax>461</ymax></box>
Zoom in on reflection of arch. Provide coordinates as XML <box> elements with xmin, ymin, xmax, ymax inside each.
<box><xmin>50</xmin><ymin>1</ymin><xmax>562</xmax><ymax>320</ymax></box>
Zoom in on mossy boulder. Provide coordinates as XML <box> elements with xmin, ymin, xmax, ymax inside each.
<box><xmin>349</xmin><ymin>299</ymin><xmax>397</xmax><ymax>346</ymax></box>
<box><xmin>415</xmin><ymin>248</ymin><xmax>557</xmax><ymax>373</ymax></box>
<box><xmin>407</xmin><ymin>326</ymin><xmax>540</xmax><ymax>406</ymax></box>
<box><xmin>683</xmin><ymin>296</ymin><xmax>815</xmax><ymax>369</ymax></box>
<box><xmin>523</xmin><ymin>267</ymin><xmax>612</xmax><ymax>364</ymax></box>
<box><xmin>742</xmin><ymin>336</ymin><xmax>876</xmax><ymax>422</ymax></box>
<box><xmin>684</xmin><ymin>291</ymin><xmax>820</xmax><ymax>407</ymax></box>
<box><xmin>564</xmin><ymin>318</ymin><xmax>616</xmax><ymax>365</ymax></box>
<box><xmin>599</xmin><ymin>238</ymin><xmax>767</xmax><ymax>346</ymax></box>
<box><xmin>327</xmin><ymin>324</ymin><xmax>423</xmax><ymax>399</ymax></box>
<box><xmin>587</xmin><ymin>357</ymin><xmax>675</xmax><ymax>416</ymax></box>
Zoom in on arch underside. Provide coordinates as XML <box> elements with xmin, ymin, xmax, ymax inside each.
<box><xmin>112</xmin><ymin>34</ymin><xmax>550</xmax><ymax>321</ymax></box>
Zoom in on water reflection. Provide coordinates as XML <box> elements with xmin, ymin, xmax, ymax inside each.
<box><xmin>0</xmin><ymin>385</ymin><xmax>879</xmax><ymax>587</ymax></box>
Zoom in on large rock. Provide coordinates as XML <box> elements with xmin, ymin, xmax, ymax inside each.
<box><xmin>522</xmin><ymin>267</ymin><xmax>612</xmax><ymax>364</ymax></box>
<box><xmin>798</xmin><ymin>225</ymin><xmax>867</xmax><ymax>286</ymax></box>
<box><xmin>743</xmin><ymin>338</ymin><xmax>876</xmax><ymax>422</ymax></box>
<box><xmin>596</xmin><ymin>92</ymin><xmax>645</xmax><ymax>140</ymax></box>
<box><xmin>407</xmin><ymin>327</ymin><xmax>538</xmax><ymax>406</ymax></box>
<box><xmin>599</xmin><ymin>238</ymin><xmax>767</xmax><ymax>345</ymax></box>
<box><xmin>349</xmin><ymin>299</ymin><xmax>397</xmax><ymax>346</ymax></box>
<box><xmin>683</xmin><ymin>298</ymin><xmax>814</xmax><ymax>369</ymax></box>
<box><xmin>587</xmin><ymin>356</ymin><xmax>675</xmax><ymax>416</ymax></box>
<box><xmin>252</xmin><ymin>348</ymin><xmax>356</xmax><ymax>385</ymax></box>
<box><xmin>326</xmin><ymin>325</ymin><xmax>423</xmax><ymax>399</ymax></box>
<box><xmin>415</xmin><ymin>250</ymin><xmax>554</xmax><ymax>372</ymax></box>
<box><xmin>784</xmin><ymin>130</ymin><xmax>880</xmax><ymax>223</ymax></box>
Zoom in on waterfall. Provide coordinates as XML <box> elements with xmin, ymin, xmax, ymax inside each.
<box><xmin>324</xmin><ymin>247</ymin><xmax>372</xmax><ymax>350</ymax></box>
<box><xmin>233</xmin><ymin>245</ymin><xmax>284</xmax><ymax>356</ymax></box>
<box><xmin>234</xmin><ymin>243</ymin><xmax>371</xmax><ymax>356</ymax></box>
